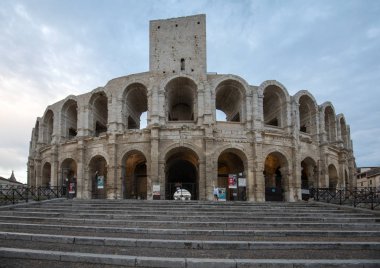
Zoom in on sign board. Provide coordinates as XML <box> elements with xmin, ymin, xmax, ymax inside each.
<box><xmin>69</xmin><ymin>183</ymin><xmax>76</xmax><ymax>194</ymax></box>
<box><xmin>238</xmin><ymin>178</ymin><xmax>246</xmax><ymax>187</ymax></box>
<box><xmin>218</xmin><ymin>188</ymin><xmax>226</xmax><ymax>201</ymax></box>
<box><xmin>153</xmin><ymin>184</ymin><xmax>160</xmax><ymax>200</ymax></box>
<box><xmin>228</xmin><ymin>174</ymin><xmax>237</xmax><ymax>189</ymax></box>
<box><xmin>97</xmin><ymin>176</ymin><xmax>104</xmax><ymax>189</ymax></box>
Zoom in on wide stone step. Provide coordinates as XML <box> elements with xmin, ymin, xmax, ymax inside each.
<box><xmin>2</xmin><ymin>231</ymin><xmax>380</xmax><ymax>251</ymax></box>
<box><xmin>1</xmin><ymin>215</ymin><xmax>379</xmax><ymax>230</ymax></box>
<box><xmin>1</xmin><ymin>222</ymin><xmax>380</xmax><ymax>240</ymax></box>
<box><xmin>3</xmin><ymin>212</ymin><xmax>378</xmax><ymax>223</ymax></box>
<box><xmin>2</xmin><ymin>235</ymin><xmax>380</xmax><ymax>260</ymax></box>
<box><xmin>1</xmin><ymin>247</ymin><xmax>379</xmax><ymax>268</ymax></box>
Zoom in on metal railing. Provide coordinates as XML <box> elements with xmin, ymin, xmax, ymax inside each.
<box><xmin>310</xmin><ymin>187</ymin><xmax>380</xmax><ymax>210</ymax></box>
<box><xmin>0</xmin><ymin>185</ymin><xmax>64</xmax><ymax>205</ymax></box>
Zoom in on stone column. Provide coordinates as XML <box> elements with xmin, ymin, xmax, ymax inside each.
<box><xmin>107</xmin><ymin>134</ymin><xmax>118</xmax><ymax>199</ymax></box>
<box><xmin>76</xmin><ymin>140</ymin><xmax>86</xmax><ymax>199</ymax></box>
<box><xmin>204</xmin><ymin>140</ymin><xmax>215</xmax><ymax>201</ymax></box>
<box><xmin>77</xmin><ymin>104</ymin><xmax>91</xmax><ymax>137</ymax></box>
<box><xmin>198</xmin><ymin>160</ymin><xmax>206</xmax><ymax>200</ymax></box>
<box><xmin>253</xmin><ymin>142</ymin><xmax>265</xmax><ymax>202</ymax></box>
<box><xmin>246</xmin><ymin>152</ymin><xmax>255</xmax><ymax>202</ymax></box>
<box><xmin>35</xmin><ymin>158</ymin><xmax>42</xmax><ymax>187</ymax></box>
<box><xmin>50</xmin><ymin>145</ymin><xmax>59</xmax><ymax>187</ymax></box>
<box><xmin>150</xmin><ymin>127</ymin><xmax>160</xmax><ymax>200</ymax></box>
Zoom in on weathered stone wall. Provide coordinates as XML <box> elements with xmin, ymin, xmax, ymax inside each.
<box><xmin>27</xmin><ymin>14</ymin><xmax>355</xmax><ymax>202</ymax></box>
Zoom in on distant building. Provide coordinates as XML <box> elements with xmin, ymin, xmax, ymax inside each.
<box><xmin>0</xmin><ymin>171</ymin><xmax>24</xmax><ymax>187</ymax></box>
<box><xmin>356</xmin><ymin>167</ymin><xmax>380</xmax><ymax>188</ymax></box>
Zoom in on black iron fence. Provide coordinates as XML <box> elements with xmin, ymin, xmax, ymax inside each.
<box><xmin>0</xmin><ymin>185</ymin><xmax>64</xmax><ymax>205</ymax></box>
<box><xmin>310</xmin><ymin>187</ymin><xmax>380</xmax><ymax>210</ymax></box>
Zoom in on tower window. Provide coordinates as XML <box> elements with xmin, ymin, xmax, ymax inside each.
<box><xmin>180</xmin><ymin>58</ymin><xmax>185</xmax><ymax>71</ymax></box>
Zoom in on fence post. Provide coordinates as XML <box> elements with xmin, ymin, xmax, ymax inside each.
<box><xmin>339</xmin><ymin>190</ymin><xmax>342</xmax><ymax>205</ymax></box>
<box><xmin>12</xmin><ymin>189</ymin><xmax>15</xmax><ymax>204</ymax></box>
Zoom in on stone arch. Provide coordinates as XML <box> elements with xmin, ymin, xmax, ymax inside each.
<box><xmin>337</xmin><ymin>114</ymin><xmax>349</xmax><ymax>148</ymax></box>
<box><xmin>122</xmin><ymin>82</ymin><xmax>148</xmax><ymax>130</ymax></box>
<box><xmin>121</xmin><ymin>150</ymin><xmax>148</xmax><ymax>199</ymax></box>
<box><xmin>61</xmin><ymin>98</ymin><xmax>78</xmax><ymax>141</ymax></box>
<box><xmin>89</xmin><ymin>90</ymin><xmax>108</xmax><ymax>136</ymax></box>
<box><xmin>165</xmin><ymin>76</ymin><xmax>198</xmax><ymax>121</ymax></box>
<box><xmin>164</xmin><ymin>146</ymin><xmax>200</xmax><ymax>200</ymax></box>
<box><xmin>217</xmin><ymin>147</ymin><xmax>249</xmax><ymax>201</ymax></box>
<box><xmin>41</xmin><ymin>162</ymin><xmax>51</xmax><ymax>187</ymax></box>
<box><xmin>264</xmin><ymin>151</ymin><xmax>289</xmax><ymax>201</ymax></box>
<box><xmin>259</xmin><ymin>80</ymin><xmax>290</xmax><ymax>128</ymax></box>
<box><xmin>320</xmin><ymin>102</ymin><xmax>337</xmax><ymax>143</ymax></box>
<box><xmin>42</xmin><ymin>109</ymin><xmax>54</xmax><ymax>144</ymax></box>
<box><xmin>213</xmin><ymin>75</ymin><xmax>249</xmax><ymax>122</ymax></box>
<box><xmin>328</xmin><ymin>164</ymin><xmax>338</xmax><ymax>189</ymax></box>
<box><xmin>60</xmin><ymin>158</ymin><xmax>77</xmax><ymax>195</ymax></box>
<box><xmin>294</xmin><ymin>91</ymin><xmax>318</xmax><ymax>137</ymax></box>
<box><xmin>301</xmin><ymin>157</ymin><xmax>317</xmax><ymax>189</ymax></box>
<box><xmin>88</xmin><ymin>155</ymin><xmax>108</xmax><ymax>199</ymax></box>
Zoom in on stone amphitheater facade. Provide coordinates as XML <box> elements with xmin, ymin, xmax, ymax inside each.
<box><xmin>27</xmin><ymin>14</ymin><xmax>355</xmax><ymax>202</ymax></box>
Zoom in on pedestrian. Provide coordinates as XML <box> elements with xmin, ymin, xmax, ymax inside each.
<box><xmin>213</xmin><ymin>186</ymin><xmax>219</xmax><ymax>201</ymax></box>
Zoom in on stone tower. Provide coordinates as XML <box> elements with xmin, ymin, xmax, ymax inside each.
<box><xmin>149</xmin><ymin>14</ymin><xmax>206</xmax><ymax>77</ymax></box>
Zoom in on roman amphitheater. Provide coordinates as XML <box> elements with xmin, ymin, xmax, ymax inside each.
<box><xmin>27</xmin><ymin>14</ymin><xmax>355</xmax><ymax>202</ymax></box>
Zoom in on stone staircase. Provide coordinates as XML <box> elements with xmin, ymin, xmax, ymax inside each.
<box><xmin>0</xmin><ymin>199</ymin><xmax>379</xmax><ymax>267</ymax></box>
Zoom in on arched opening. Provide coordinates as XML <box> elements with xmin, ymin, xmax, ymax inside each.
<box><xmin>42</xmin><ymin>162</ymin><xmax>51</xmax><ymax>187</ymax></box>
<box><xmin>217</xmin><ymin>150</ymin><xmax>247</xmax><ymax>201</ymax></box>
<box><xmin>61</xmin><ymin>99</ymin><xmax>78</xmax><ymax>140</ymax></box>
<box><xmin>324</xmin><ymin>106</ymin><xmax>336</xmax><ymax>143</ymax></box>
<box><xmin>123</xmin><ymin>83</ymin><xmax>148</xmax><ymax>130</ymax></box>
<box><xmin>61</xmin><ymin>158</ymin><xmax>77</xmax><ymax>197</ymax></box>
<box><xmin>165</xmin><ymin>147</ymin><xmax>199</xmax><ymax>200</ymax></box>
<box><xmin>90</xmin><ymin>92</ymin><xmax>108</xmax><ymax>136</ymax></box>
<box><xmin>301</xmin><ymin>157</ymin><xmax>317</xmax><ymax>189</ymax></box>
<box><xmin>328</xmin><ymin>164</ymin><xmax>338</xmax><ymax>190</ymax></box>
<box><xmin>122</xmin><ymin>151</ymin><xmax>147</xmax><ymax>199</ymax></box>
<box><xmin>264</xmin><ymin>152</ymin><xmax>288</xmax><ymax>201</ymax></box>
<box><xmin>340</xmin><ymin>117</ymin><xmax>348</xmax><ymax>148</ymax></box>
<box><xmin>299</xmin><ymin>95</ymin><xmax>317</xmax><ymax>136</ymax></box>
<box><xmin>215</xmin><ymin>80</ymin><xmax>245</xmax><ymax>122</ymax></box>
<box><xmin>43</xmin><ymin>110</ymin><xmax>54</xmax><ymax>144</ymax></box>
<box><xmin>263</xmin><ymin>85</ymin><xmax>286</xmax><ymax>127</ymax></box>
<box><xmin>166</xmin><ymin>77</ymin><xmax>197</xmax><ymax>121</ymax></box>
<box><xmin>89</xmin><ymin>156</ymin><xmax>107</xmax><ymax>199</ymax></box>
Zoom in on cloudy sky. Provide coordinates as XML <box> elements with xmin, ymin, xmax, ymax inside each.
<box><xmin>0</xmin><ymin>0</ymin><xmax>379</xmax><ymax>183</ymax></box>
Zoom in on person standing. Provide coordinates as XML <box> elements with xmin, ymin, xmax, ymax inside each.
<box><xmin>213</xmin><ymin>186</ymin><xmax>219</xmax><ymax>201</ymax></box>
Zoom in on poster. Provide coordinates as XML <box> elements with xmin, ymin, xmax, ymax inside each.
<box><xmin>238</xmin><ymin>178</ymin><xmax>246</xmax><ymax>187</ymax></box>
<box><xmin>69</xmin><ymin>182</ymin><xmax>76</xmax><ymax>194</ymax></box>
<box><xmin>228</xmin><ymin>174</ymin><xmax>237</xmax><ymax>189</ymax></box>
<box><xmin>97</xmin><ymin>176</ymin><xmax>104</xmax><ymax>189</ymax></box>
<box><xmin>218</xmin><ymin>188</ymin><xmax>226</xmax><ymax>201</ymax></box>
<box><xmin>153</xmin><ymin>184</ymin><xmax>160</xmax><ymax>200</ymax></box>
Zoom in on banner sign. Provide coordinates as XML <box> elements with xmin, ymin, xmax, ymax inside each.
<box><xmin>97</xmin><ymin>176</ymin><xmax>104</xmax><ymax>189</ymax></box>
<box><xmin>238</xmin><ymin>178</ymin><xmax>246</xmax><ymax>187</ymax></box>
<box><xmin>218</xmin><ymin>188</ymin><xmax>226</xmax><ymax>201</ymax></box>
<box><xmin>228</xmin><ymin>174</ymin><xmax>237</xmax><ymax>189</ymax></box>
<box><xmin>69</xmin><ymin>183</ymin><xmax>76</xmax><ymax>194</ymax></box>
<box><xmin>153</xmin><ymin>184</ymin><xmax>160</xmax><ymax>200</ymax></box>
